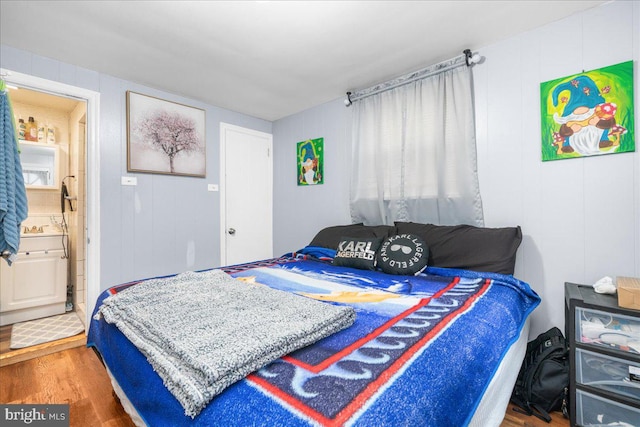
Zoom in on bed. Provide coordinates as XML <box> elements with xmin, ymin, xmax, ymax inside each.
<box><xmin>87</xmin><ymin>222</ymin><xmax>540</xmax><ymax>427</ymax></box>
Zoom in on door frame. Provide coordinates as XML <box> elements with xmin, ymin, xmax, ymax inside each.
<box><xmin>1</xmin><ymin>68</ymin><xmax>100</xmax><ymax>329</ymax></box>
<box><xmin>219</xmin><ymin>122</ymin><xmax>272</xmax><ymax>266</ymax></box>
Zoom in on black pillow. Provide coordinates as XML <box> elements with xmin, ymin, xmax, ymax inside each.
<box><xmin>309</xmin><ymin>224</ymin><xmax>395</xmax><ymax>250</ymax></box>
<box><xmin>377</xmin><ymin>234</ymin><xmax>429</xmax><ymax>275</ymax></box>
<box><xmin>394</xmin><ymin>222</ymin><xmax>522</xmax><ymax>275</ymax></box>
<box><xmin>332</xmin><ymin>237</ymin><xmax>382</xmax><ymax>270</ymax></box>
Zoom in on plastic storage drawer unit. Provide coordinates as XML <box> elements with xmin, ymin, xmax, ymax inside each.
<box><xmin>566</xmin><ymin>283</ymin><xmax>640</xmax><ymax>427</ymax></box>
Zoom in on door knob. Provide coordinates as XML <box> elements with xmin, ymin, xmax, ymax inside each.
<box><xmin>228</xmin><ymin>228</ymin><xmax>236</xmax><ymax>235</ymax></box>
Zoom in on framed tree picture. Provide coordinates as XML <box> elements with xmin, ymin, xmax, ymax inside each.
<box><xmin>127</xmin><ymin>91</ymin><xmax>206</xmax><ymax>176</ymax></box>
<box><xmin>297</xmin><ymin>138</ymin><xmax>324</xmax><ymax>185</ymax></box>
<box><xmin>540</xmin><ymin>61</ymin><xmax>635</xmax><ymax>161</ymax></box>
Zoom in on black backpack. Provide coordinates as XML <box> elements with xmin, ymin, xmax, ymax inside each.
<box><xmin>510</xmin><ymin>327</ymin><xmax>570</xmax><ymax>422</ymax></box>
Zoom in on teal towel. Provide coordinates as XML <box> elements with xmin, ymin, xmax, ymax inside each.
<box><xmin>0</xmin><ymin>87</ymin><xmax>28</xmax><ymax>264</ymax></box>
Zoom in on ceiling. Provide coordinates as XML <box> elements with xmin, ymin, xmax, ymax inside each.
<box><xmin>0</xmin><ymin>1</ymin><xmax>607</xmax><ymax>121</ymax></box>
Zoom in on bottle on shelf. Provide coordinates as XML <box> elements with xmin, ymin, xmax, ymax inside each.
<box><xmin>37</xmin><ymin>124</ymin><xmax>45</xmax><ymax>143</ymax></box>
<box><xmin>17</xmin><ymin>118</ymin><xmax>26</xmax><ymax>141</ymax></box>
<box><xmin>46</xmin><ymin>125</ymin><xmax>55</xmax><ymax>144</ymax></box>
<box><xmin>25</xmin><ymin>116</ymin><xmax>37</xmax><ymax>141</ymax></box>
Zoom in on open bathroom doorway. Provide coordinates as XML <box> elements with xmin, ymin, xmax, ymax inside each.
<box><xmin>0</xmin><ymin>69</ymin><xmax>100</xmax><ymax>363</ymax></box>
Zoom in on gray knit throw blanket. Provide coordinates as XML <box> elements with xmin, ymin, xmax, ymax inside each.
<box><xmin>96</xmin><ymin>269</ymin><xmax>356</xmax><ymax>418</ymax></box>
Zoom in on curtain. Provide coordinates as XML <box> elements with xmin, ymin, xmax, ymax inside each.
<box><xmin>350</xmin><ymin>62</ymin><xmax>483</xmax><ymax>226</ymax></box>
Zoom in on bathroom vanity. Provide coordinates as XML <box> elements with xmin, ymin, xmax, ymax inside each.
<box><xmin>0</xmin><ymin>233</ymin><xmax>68</xmax><ymax>326</ymax></box>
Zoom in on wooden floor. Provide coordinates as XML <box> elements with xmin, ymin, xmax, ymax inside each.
<box><xmin>0</xmin><ymin>345</ymin><xmax>569</xmax><ymax>427</ymax></box>
<box><xmin>502</xmin><ymin>407</ymin><xmax>569</xmax><ymax>427</ymax></box>
<box><xmin>0</xmin><ymin>345</ymin><xmax>135</xmax><ymax>426</ymax></box>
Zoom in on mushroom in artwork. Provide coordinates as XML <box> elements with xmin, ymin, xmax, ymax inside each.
<box><xmin>552</xmin><ymin>132</ymin><xmax>564</xmax><ymax>154</ymax></box>
<box><xmin>608</xmin><ymin>124</ymin><xmax>627</xmax><ymax>146</ymax></box>
<box><xmin>595</xmin><ymin>102</ymin><xmax>617</xmax><ymax>119</ymax></box>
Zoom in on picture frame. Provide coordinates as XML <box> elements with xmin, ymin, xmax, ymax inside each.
<box><xmin>297</xmin><ymin>138</ymin><xmax>324</xmax><ymax>185</ymax></box>
<box><xmin>540</xmin><ymin>61</ymin><xmax>635</xmax><ymax>161</ymax></box>
<box><xmin>127</xmin><ymin>91</ymin><xmax>206</xmax><ymax>177</ymax></box>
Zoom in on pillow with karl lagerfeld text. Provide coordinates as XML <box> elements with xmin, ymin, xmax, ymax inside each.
<box><xmin>332</xmin><ymin>237</ymin><xmax>382</xmax><ymax>271</ymax></box>
<box><xmin>377</xmin><ymin>233</ymin><xmax>429</xmax><ymax>275</ymax></box>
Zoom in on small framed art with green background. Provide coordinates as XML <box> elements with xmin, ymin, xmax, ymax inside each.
<box><xmin>540</xmin><ymin>60</ymin><xmax>634</xmax><ymax>162</ymax></box>
<box><xmin>297</xmin><ymin>138</ymin><xmax>324</xmax><ymax>185</ymax></box>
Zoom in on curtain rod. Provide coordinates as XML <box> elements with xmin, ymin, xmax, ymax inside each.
<box><xmin>345</xmin><ymin>49</ymin><xmax>480</xmax><ymax>106</ymax></box>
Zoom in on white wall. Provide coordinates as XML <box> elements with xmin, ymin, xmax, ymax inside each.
<box><xmin>272</xmin><ymin>98</ymin><xmax>352</xmax><ymax>256</ymax></box>
<box><xmin>474</xmin><ymin>0</ymin><xmax>639</xmax><ymax>337</ymax></box>
<box><xmin>0</xmin><ymin>44</ymin><xmax>272</xmax><ymax>292</ymax></box>
<box><xmin>273</xmin><ymin>0</ymin><xmax>640</xmax><ymax>337</ymax></box>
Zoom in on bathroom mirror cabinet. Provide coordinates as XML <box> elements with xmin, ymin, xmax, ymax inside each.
<box><xmin>19</xmin><ymin>141</ymin><xmax>59</xmax><ymax>189</ymax></box>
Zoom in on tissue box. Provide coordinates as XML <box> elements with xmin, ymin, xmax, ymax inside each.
<box><xmin>617</xmin><ymin>276</ymin><xmax>640</xmax><ymax>310</ymax></box>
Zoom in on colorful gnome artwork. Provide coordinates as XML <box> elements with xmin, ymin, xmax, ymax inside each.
<box><xmin>551</xmin><ymin>76</ymin><xmax>616</xmax><ymax>155</ymax></box>
<box><xmin>540</xmin><ymin>61</ymin><xmax>634</xmax><ymax>161</ymax></box>
<box><xmin>297</xmin><ymin>138</ymin><xmax>324</xmax><ymax>185</ymax></box>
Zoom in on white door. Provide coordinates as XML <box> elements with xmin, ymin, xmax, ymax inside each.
<box><xmin>220</xmin><ymin>123</ymin><xmax>273</xmax><ymax>266</ymax></box>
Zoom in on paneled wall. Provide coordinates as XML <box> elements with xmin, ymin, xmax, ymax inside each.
<box><xmin>272</xmin><ymin>0</ymin><xmax>640</xmax><ymax>337</ymax></box>
<box><xmin>0</xmin><ymin>44</ymin><xmax>272</xmax><ymax>297</ymax></box>
<box><xmin>272</xmin><ymin>99</ymin><xmax>352</xmax><ymax>256</ymax></box>
<box><xmin>473</xmin><ymin>0</ymin><xmax>639</xmax><ymax>337</ymax></box>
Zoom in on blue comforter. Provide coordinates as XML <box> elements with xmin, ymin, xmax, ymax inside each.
<box><xmin>88</xmin><ymin>254</ymin><xmax>539</xmax><ymax>427</ymax></box>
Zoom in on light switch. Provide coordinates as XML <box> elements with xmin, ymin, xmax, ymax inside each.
<box><xmin>121</xmin><ymin>176</ymin><xmax>137</xmax><ymax>186</ymax></box>
<box><xmin>208</xmin><ymin>184</ymin><xmax>219</xmax><ymax>192</ymax></box>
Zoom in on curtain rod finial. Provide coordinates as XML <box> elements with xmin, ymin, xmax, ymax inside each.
<box><xmin>344</xmin><ymin>91</ymin><xmax>352</xmax><ymax>107</ymax></box>
<box><xmin>464</xmin><ymin>49</ymin><xmax>481</xmax><ymax>66</ymax></box>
